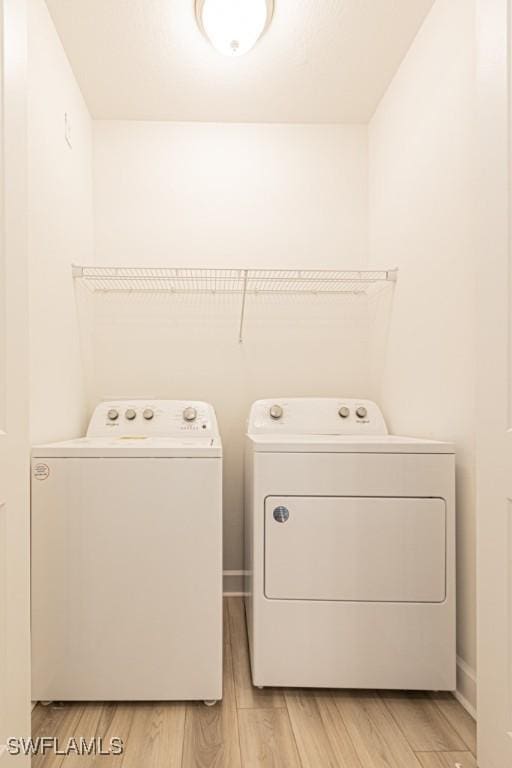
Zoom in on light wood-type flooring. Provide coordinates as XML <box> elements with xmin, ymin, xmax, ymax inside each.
<box><xmin>32</xmin><ymin>598</ymin><xmax>477</xmax><ymax>767</ymax></box>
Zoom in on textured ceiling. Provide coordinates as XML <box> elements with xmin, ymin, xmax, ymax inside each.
<box><xmin>45</xmin><ymin>0</ymin><xmax>435</xmax><ymax>123</ymax></box>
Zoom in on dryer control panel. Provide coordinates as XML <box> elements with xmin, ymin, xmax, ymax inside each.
<box><xmin>87</xmin><ymin>400</ymin><xmax>219</xmax><ymax>438</ymax></box>
<box><xmin>248</xmin><ymin>398</ymin><xmax>388</xmax><ymax>435</ymax></box>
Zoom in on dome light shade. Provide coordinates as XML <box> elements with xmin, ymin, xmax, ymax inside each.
<box><xmin>196</xmin><ymin>0</ymin><xmax>274</xmax><ymax>57</ymax></box>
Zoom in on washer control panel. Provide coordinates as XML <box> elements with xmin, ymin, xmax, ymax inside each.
<box><xmin>248</xmin><ymin>398</ymin><xmax>388</xmax><ymax>435</ymax></box>
<box><xmin>87</xmin><ymin>400</ymin><xmax>219</xmax><ymax>438</ymax></box>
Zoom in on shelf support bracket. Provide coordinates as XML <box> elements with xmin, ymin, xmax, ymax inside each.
<box><xmin>238</xmin><ymin>270</ymin><xmax>249</xmax><ymax>343</ymax></box>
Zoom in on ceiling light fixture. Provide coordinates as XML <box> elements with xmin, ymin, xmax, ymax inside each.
<box><xmin>195</xmin><ymin>0</ymin><xmax>274</xmax><ymax>57</ymax></box>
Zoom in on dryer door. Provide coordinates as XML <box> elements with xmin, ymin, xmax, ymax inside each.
<box><xmin>265</xmin><ymin>496</ymin><xmax>446</xmax><ymax>602</ymax></box>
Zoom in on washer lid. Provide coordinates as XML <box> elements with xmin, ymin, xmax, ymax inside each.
<box><xmin>32</xmin><ymin>436</ymin><xmax>222</xmax><ymax>458</ymax></box>
<box><xmin>247</xmin><ymin>434</ymin><xmax>454</xmax><ymax>454</ymax></box>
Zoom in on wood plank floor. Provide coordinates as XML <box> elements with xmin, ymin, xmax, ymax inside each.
<box><xmin>32</xmin><ymin>598</ymin><xmax>476</xmax><ymax>768</ymax></box>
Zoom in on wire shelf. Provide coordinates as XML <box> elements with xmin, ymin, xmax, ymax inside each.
<box><xmin>73</xmin><ymin>266</ymin><xmax>396</xmax><ymax>294</ymax></box>
<box><xmin>72</xmin><ymin>265</ymin><xmax>397</xmax><ymax>341</ymax></box>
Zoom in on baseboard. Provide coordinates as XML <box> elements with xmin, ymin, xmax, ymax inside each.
<box><xmin>223</xmin><ymin>592</ymin><xmax>249</xmax><ymax>597</ymax></box>
<box><xmin>456</xmin><ymin>655</ymin><xmax>477</xmax><ymax>719</ymax></box>
<box><xmin>223</xmin><ymin>570</ymin><xmax>248</xmax><ymax>596</ymax></box>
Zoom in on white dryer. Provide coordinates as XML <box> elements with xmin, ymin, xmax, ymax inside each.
<box><xmin>32</xmin><ymin>400</ymin><xmax>222</xmax><ymax>703</ymax></box>
<box><xmin>244</xmin><ymin>398</ymin><xmax>456</xmax><ymax>691</ymax></box>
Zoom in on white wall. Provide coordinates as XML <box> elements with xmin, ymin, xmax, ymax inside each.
<box><xmin>369</xmin><ymin>0</ymin><xmax>476</xmax><ymax>709</ymax></box>
<box><xmin>28</xmin><ymin>0</ymin><xmax>94</xmax><ymax>444</ymax></box>
<box><xmin>92</xmin><ymin>122</ymin><xmax>373</xmax><ymax>578</ymax></box>
<box><xmin>93</xmin><ymin>121</ymin><xmax>368</xmax><ymax>267</ymax></box>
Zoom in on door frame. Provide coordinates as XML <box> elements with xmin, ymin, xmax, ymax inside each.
<box><xmin>0</xmin><ymin>0</ymin><xmax>30</xmax><ymax>764</ymax></box>
<box><xmin>476</xmin><ymin>0</ymin><xmax>512</xmax><ymax>765</ymax></box>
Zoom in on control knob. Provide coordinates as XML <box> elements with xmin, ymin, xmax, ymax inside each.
<box><xmin>338</xmin><ymin>406</ymin><xmax>350</xmax><ymax>419</ymax></box>
<box><xmin>270</xmin><ymin>405</ymin><xmax>283</xmax><ymax>420</ymax></box>
<box><xmin>107</xmin><ymin>409</ymin><xmax>119</xmax><ymax>421</ymax></box>
<box><xmin>125</xmin><ymin>408</ymin><xmax>137</xmax><ymax>421</ymax></box>
<box><xmin>183</xmin><ymin>406</ymin><xmax>197</xmax><ymax>422</ymax></box>
<box><xmin>143</xmin><ymin>408</ymin><xmax>154</xmax><ymax>420</ymax></box>
<box><xmin>356</xmin><ymin>406</ymin><xmax>368</xmax><ymax>419</ymax></box>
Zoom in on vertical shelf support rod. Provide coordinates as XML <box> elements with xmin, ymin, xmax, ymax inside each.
<box><xmin>238</xmin><ymin>269</ymin><xmax>249</xmax><ymax>343</ymax></box>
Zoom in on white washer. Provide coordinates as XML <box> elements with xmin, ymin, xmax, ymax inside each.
<box><xmin>32</xmin><ymin>400</ymin><xmax>222</xmax><ymax>703</ymax></box>
<box><xmin>244</xmin><ymin>398</ymin><xmax>456</xmax><ymax>691</ymax></box>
